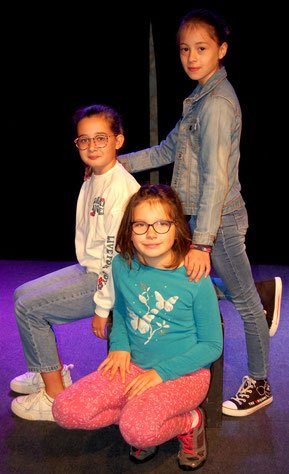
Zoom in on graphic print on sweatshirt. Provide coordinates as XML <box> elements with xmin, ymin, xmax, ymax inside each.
<box><xmin>128</xmin><ymin>283</ymin><xmax>179</xmax><ymax>345</ymax></box>
<box><xmin>90</xmin><ymin>196</ymin><xmax>105</xmax><ymax>216</ymax></box>
<box><xmin>97</xmin><ymin>236</ymin><xmax>115</xmax><ymax>291</ymax></box>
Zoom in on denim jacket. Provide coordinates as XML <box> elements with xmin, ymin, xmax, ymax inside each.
<box><xmin>119</xmin><ymin>67</ymin><xmax>245</xmax><ymax>246</ymax></box>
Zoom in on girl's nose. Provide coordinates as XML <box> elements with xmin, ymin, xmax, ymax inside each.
<box><xmin>188</xmin><ymin>50</ymin><xmax>197</xmax><ymax>62</ymax></box>
<box><xmin>146</xmin><ymin>226</ymin><xmax>157</xmax><ymax>238</ymax></box>
<box><xmin>88</xmin><ymin>138</ymin><xmax>98</xmax><ymax>150</ymax></box>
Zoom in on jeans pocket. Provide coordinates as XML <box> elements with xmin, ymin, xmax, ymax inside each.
<box><xmin>233</xmin><ymin>207</ymin><xmax>248</xmax><ymax>235</ymax></box>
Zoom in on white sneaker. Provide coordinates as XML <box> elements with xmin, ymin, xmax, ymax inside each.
<box><xmin>11</xmin><ymin>389</ymin><xmax>55</xmax><ymax>421</ymax></box>
<box><xmin>10</xmin><ymin>364</ymin><xmax>74</xmax><ymax>394</ymax></box>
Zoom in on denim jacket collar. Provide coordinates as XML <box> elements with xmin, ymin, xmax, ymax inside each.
<box><xmin>184</xmin><ymin>67</ymin><xmax>227</xmax><ymax>113</ymax></box>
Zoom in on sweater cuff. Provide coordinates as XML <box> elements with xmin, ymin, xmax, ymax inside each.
<box><xmin>94</xmin><ymin>307</ymin><xmax>110</xmax><ymax>318</ymax></box>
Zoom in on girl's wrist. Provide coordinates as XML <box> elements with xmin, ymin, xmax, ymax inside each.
<box><xmin>190</xmin><ymin>243</ymin><xmax>212</xmax><ymax>253</ymax></box>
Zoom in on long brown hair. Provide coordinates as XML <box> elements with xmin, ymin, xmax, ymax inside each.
<box><xmin>116</xmin><ymin>184</ymin><xmax>191</xmax><ymax>268</ymax></box>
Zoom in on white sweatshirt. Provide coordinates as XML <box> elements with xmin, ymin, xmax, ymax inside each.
<box><xmin>75</xmin><ymin>161</ymin><xmax>140</xmax><ymax>318</ymax></box>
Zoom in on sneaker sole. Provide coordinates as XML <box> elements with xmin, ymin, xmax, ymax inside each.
<box><xmin>10</xmin><ymin>382</ymin><xmax>45</xmax><ymax>394</ymax></box>
<box><xmin>222</xmin><ymin>396</ymin><xmax>273</xmax><ymax>417</ymax></box>
<box><xmin>10</xmin><ymin>365</ymin><xmax>73</xmax><ymax>394</ymax></box>
<box><xmin>178</xmin><ymin>459</ymin><xmax>206</xmax><ymax>471</ymax></box>
<box><xmin>269</xmin><ymin>277</ymin><xmax>282</xmax><ymax>337</ymax></box>
<box><xmin>10</xmin><ymin>378</ymin><xmax>72</xmax><ymax>395</ymax></box>
<box><xmin>11</xmin><ymin>400</ymin><xmax>55</xmax><ymax>422</ymax></box>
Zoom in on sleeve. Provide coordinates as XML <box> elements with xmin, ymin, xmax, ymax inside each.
<box><xmin>193</xmin><ymin>96</ymin><xmax>236</xmax><ymax>245</ymax></box>
<box><xmin>93</xmin><ymin>203</ymin><xmax>126</xmax><ymax>318</ymax></box>
<box><xmin>154</xmin><ymin>276</ymin><xmax>223</xmax><ymax>381</ymax></box>
<box><xmin>107</xmin><ymin>258</ymin><xmax>131</xmax><ymax>352</ymax></box>
<box><xmin>75</xmin><ymin>183</ymin><xmax>86</xmax><ymax>250</ymax></box>
<box><xmin>93</xmin><ymin>179</ymin><xmax>139</xmax><ymax>318</ymax></box>
<box><xmin>118</xmin><ymin>121</ymin><xmax>181</xmax><ymax>172</ymax></box>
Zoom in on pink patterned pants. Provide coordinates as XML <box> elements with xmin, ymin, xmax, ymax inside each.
<box><xmin>53</xmin><ymin>363</ymin><xmax>210</xmax><ymax>448</ymax></box>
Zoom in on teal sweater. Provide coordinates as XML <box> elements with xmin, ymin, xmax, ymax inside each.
<box><xmin>110</xmin><ymin>255</ymin><xmax>223</xmax><ymax>382</ymax></box>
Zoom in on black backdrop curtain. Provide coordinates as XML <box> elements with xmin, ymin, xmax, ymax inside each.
<box><xmin>1</xmin><ymin>2</ymin><xmax>286</xmax><ymax>264</ymax></box>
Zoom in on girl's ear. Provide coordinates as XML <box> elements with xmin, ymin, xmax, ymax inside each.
<box><xmin>219</xmin><ymin>42</ymin><xmax>228</xmax><ymax>60</ymax></box>
<box><xmin>115</xmin><ymin>134</ymin><xmax>125</xmax><ymax>150</ymax></box>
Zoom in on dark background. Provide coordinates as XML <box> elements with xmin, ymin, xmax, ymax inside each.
<box><xmin>1</xmin><ymin>2</ymin><xmax>286</xmax><ymax>265</ymax></box>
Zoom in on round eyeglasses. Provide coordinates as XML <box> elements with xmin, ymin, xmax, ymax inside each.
<box><xmin>74</xmin><ymin>133</ymin><xmax>116</xmax><ymax>150</ymax></box>
<box><xmin>131</xmin><ymin>220</ymin><xmax>175</xmax><ymax>235</ymax></box>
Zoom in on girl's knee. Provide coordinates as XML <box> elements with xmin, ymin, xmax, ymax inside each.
<box><xmin>119</xmin><ymin>411</ymin><xmax>155</xmax><ymax>447</ymax></box>
<box><xmin>14</xmin><ymin>280</ymin><xmax>34</xmax><ymax>302</ymax></box>
<box><xmin>14</xmin><ymin>286</ymin><xmax>26</xmax><ymax>304</ymax></box>
<box><xmin>14</xmin><ymin>294</ymin><xmax>31</xmax><ymax>321</ymax></box>
<box><xmin>52</xmin><ymin>392</ymin><xmax>81</xmax><ymax>428</ymax></box>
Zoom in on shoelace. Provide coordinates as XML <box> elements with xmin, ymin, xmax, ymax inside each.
<box><xmin>232</xmin><ymin>376</ymin><xmax>255</xmax><ymax>403</ymax></box>
<box><xmin>23</xmin><ymin>389</ymin><xmax>51</xmax><ymax>408</ymax></box>
<box><xmin>131</xmin><ymin>447</ymin><xmax>153</xmax><ymax>458</ymax></box>
<box><xmin>178</xmin><ymin>429</ymin><xmax>197</xmax><ymax>455</ymax></box>
<box><xmin>63</xmin><ymin>364</ymin><xmax>74</xmax><ymax>374</ymax></box>
<box><xmin>64</xmin><ymin>364</ymin><xmax>74</xmax><ymax>370</ymax></box>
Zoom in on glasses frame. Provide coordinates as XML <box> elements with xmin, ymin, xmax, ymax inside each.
<box><xmin>74</xmin><ymin>133</ymin><xmax>116</xmax><ymax>150</ymax></box>
<box><xmin>131</xmin><ymin>220</ymin><xmax>175</xmax><ymax>235</ymax></box>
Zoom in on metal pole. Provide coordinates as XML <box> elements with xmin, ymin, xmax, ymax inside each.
<box><xmin>149</xmin><ymin>21</ymin><xmax>159</xmax><ymax>185</ymax></box>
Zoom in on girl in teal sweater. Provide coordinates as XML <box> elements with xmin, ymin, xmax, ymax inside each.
<box><xmin>53</xmin><ymin>184</ymin><xmax>223</xmax><ymax>470</ymax></box>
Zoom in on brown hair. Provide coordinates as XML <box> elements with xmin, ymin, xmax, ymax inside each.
<box><xmin>177</xmin><ymin>8</ymin><xmax>231</xmax><ymax>47</ymax></box>
<box><xmin>116</xmin><ymin>183</ymin><xmax>191</xmax><ymax>268</ymax></box>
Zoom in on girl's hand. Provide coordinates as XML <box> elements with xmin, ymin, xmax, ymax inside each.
<box><xmin>92</xmin><ymin>314</ymin><xmax>108</xmax><ymax>339</ymax></box>
<box><xmin>124</xmin><ymin>369</ymin><xmax>163</xmax><ymax>399</ymax></box>
<box><xmin>184</xmin><ymin>249</ymin><xmax>211</xmax><ymax>282</ymax></box>
<box><xmin>98</xmin><ymin>351</ymin><xmax>131</xmax><ymax>383</ymax></box>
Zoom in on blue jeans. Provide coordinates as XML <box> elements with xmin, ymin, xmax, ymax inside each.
<box><xmin>189</xmin><ymin>207</ymin><xmax>269</xmax><ymax>380</ymax></box>
<box><xmin>14</xmin><ymin>264</ymin><xmax>99</xmax><ymax>372</ymax></box>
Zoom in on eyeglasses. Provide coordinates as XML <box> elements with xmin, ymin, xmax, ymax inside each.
<box><xmin>131</xmin><ymin>220</ymin><xmax>175</xmax><ymax>235</ymax></box>
<box><xmin>74</xmin><ymin>133</ymin><xmax>116</xmax><ymax>150</ymax></box>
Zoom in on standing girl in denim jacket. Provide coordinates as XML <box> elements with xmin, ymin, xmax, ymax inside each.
<box><xmin>118</xmin><ymin>8</ymin><xmax>282</xmax><ymax>417</ymax></box>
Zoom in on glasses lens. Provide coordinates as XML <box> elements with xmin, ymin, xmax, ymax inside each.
<box><xmin>75</xmin><ymin>137</ymin><xmax>89</xmax><ymax>150</ymax></box>
<box><xmin>132</xmin><ymin>222</ymin><xmax>148</xmax><ymax>234</ymax></box>
<box><xmin>93</xmin><ymin>134</ymin><xmax>108</xmax><ymax>148</ymax></box>
<box><xmin>153</xmin><ymin>221</ymin><xmax>171</xmax><ymax>233</ymax></box>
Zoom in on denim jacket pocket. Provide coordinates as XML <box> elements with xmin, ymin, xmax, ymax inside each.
<box><xmin>187</xmin><ymin>118</ymin><xmax>199</xmax><ymax>156</ymax></box>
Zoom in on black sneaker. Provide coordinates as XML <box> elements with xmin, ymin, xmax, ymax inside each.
<box><xmin>222</xmin><ymin>376</ymin><xmax>273</xmax><ymax>417</ymax></box>
<box><xmin>177</xmin><ymin>407</ymin><xmax>207</xmax><ymax>470</ymax></box>
<box><xmin>129</xmin><ymin>445</ymin><xmax>158</xmax><ymax>464</ymax></box>
<box><xmin>255</xmin><ymin>277</ymin><xmax>282</xmax><ymax>336</ymax></box>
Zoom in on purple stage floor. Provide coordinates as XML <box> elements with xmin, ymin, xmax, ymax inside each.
<box><xmin>0</xmin><ymin>260</ymin><xmax>288</xmax><ymax>473</ymax></box>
